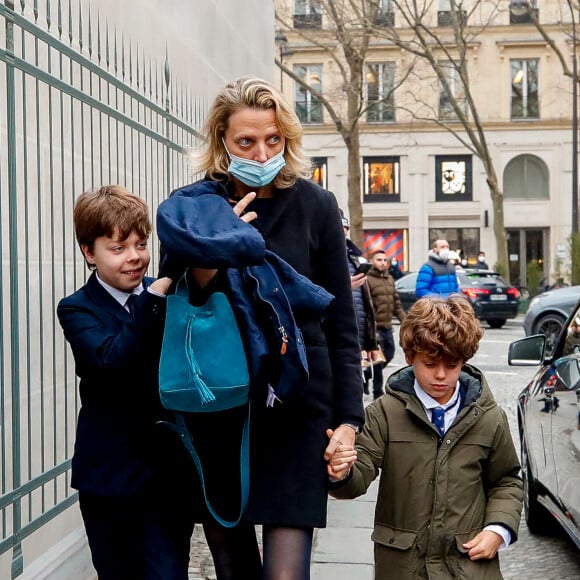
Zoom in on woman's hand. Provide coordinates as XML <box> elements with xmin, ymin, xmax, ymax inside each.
<box><xmin>231</xmin><ymin>192</ymin><xmax>258</xmax><ymax>223</ymax></box>
<box><xmin>325</xmin><ymin>428</ymin><xmax>357</xmax><ymax>481</ymax></box>
<box><xmin>191</xmin><ymin>192</ymin><xmax>259</xmax><ymax>288</ymax></box>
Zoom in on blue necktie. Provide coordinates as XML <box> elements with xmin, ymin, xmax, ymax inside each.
<box><xmin>431</xmin><ymin>407</ymin><xmax>446</xmax><ymax>437</ymax></box>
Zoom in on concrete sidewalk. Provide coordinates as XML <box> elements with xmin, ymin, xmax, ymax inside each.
<box><xmin>311</xmin><ymin>481</ymin><xmax>377</xmax><ymax>579</ymax></box>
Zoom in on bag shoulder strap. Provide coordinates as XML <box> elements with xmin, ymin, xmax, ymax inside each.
<box><xmin>158</xmin><ymin>409</ymin><xmax>250</xmax><ymax>528</ymax></box>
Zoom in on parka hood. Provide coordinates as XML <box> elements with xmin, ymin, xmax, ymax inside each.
<box><xmin>386</xmin><ymin>363</ymin><xmax>496</xmax><ymax>412</ymax></box>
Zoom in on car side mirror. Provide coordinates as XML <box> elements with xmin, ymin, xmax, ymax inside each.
<box><xmin>508</xmin><ymin>334</ymin><xmax>546</xmax><ymax>366</ymax></box>
<box><xmin>554</xmin><ymin>355</ymin><xmax>580</xmax><ymax>391</ymax></box>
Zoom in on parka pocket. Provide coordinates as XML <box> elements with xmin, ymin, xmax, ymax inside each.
<box><xmin>372</xmin><ymin>525</ymin><xmax>420</xmax><ymax>579</ymax></box>
<box><xmin>453</xmin><ymin>529</ymin><xmax>482</xmax><ymax>555</ymax></box>
<box><xmin>372</xmin><ymin>524</ymin><xmax>417</xmax><ymax>550</ymax></box>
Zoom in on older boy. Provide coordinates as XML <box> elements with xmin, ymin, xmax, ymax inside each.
<box><xmin>327</xmin><ymin>295</ymin><xmax>523</xmax><ymax>579</ymax></box>
<box><xmin>57</xmin><ymin>186</ymin><xmax>195</xmax><ymax>579</ymax></box>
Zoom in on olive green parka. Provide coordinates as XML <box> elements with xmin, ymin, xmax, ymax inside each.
<box><xmin>330</xmin><ymin>364</ymin><xmax>523</xmax><ymax>579</ymax></box>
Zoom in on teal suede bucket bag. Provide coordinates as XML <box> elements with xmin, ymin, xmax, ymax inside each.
<box><xmin>158</xmin><ymin>274</ymin><xmax>250</xmax><ymax>527</ymax></box>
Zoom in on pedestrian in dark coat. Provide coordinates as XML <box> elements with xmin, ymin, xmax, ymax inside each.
<box><xmin>366</xmin><ymin>250</ymin><xmax>406</xmax><ymax>399</ymax></box>
<box><xmin>157</xmin><ymin>76</ymin><xmax>364</xmax><ymax>579</ymax></box>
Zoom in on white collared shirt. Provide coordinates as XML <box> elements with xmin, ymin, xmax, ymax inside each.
<box><xmin>95</xmin><ymin>273</ymin><xmax>143</xmax><ymax>311</ymax></box>
<box><xmin>414</xmin><ymin>379</ymin><xmax>461</xmax><ymax>434</ymax></box>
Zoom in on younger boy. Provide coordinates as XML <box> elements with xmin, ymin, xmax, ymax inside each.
<box><xmin>57</xmin><ymin>185</ymin><xmax>195</xmax><ymax>579</ymax></box>
<box><xmin>327</xmin><ymin>295</ymin><xmax>523</xmax><ymax>579</ymax></box>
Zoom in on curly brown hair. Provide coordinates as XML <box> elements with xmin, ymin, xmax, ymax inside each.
<box><xmin>399</xmin><ymin>295</ymin><xmax>483</xmax><ymax>363</ymax></box>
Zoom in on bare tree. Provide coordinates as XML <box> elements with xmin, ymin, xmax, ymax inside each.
<box><xmin>275</xmin><ymin>1</ymin><xmax>412</xmax><ymax>248</ymax></box>
<box><xmin>365</xmin><ymin>0</ymin><xmax>513</xmax><ymax>276</ymax></box>
<box><xmin>524</xmin><ymin>0</ymin><xmax>580</xmax><ymax>281</ymax></box>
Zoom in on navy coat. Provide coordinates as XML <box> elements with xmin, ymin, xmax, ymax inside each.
<box><xmin>57</xmin><ymin>273</ymin><xmax>194</xmax><ymax>496</ymax></box>
<box><xmin>157</xmin><ymin>178</ymin><xmax>364</xmax><ymax>527</ymax></box>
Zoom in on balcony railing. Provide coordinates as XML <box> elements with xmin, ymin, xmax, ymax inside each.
<box><xmin>510</xmin><ymin>7</ymin><xmax>538</xmax><ymax>24</ymax></box>
<box><xmin>293</xmin><ymin>12</ymin><xmax>322</xmax><ymax>29</ymax></box>
<box><xmin>438</xmin><ymin>10</ymin><xmax>467</xmax><ymax>27</ymax></box>
<box><xmin>295</xmin><ymin>101</ymin><xmax>323</xmax><ymax>124</ymax></box>
<box><xmin>374</xmin><ymin>10</ymin><xmax>394</xmax><ymax>27</ymax></box>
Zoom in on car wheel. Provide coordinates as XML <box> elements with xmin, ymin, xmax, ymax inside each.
<box><xmin>532</xmin><ymin>313</ymin><xmax>566</xmax><ymax>355</ymax></box>
<box><xmin>486</xmin><ymin>319</ymin><xmax>506</xmax><ymax>329</ymax></box>
<box><xmin>521</xmin><ymin>441</ymin><xmax>557</xmax><ymax>535</ymax></box>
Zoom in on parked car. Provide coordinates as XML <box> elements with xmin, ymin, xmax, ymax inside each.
<box><xmin>508</xmin><ymin>300</ymin><xmax>580</xmax><ymax>549</ymax></box>
<box><xmin>523</xmin><ymin>285</ymin><xmax>580</xmax><ymax>356</ymax></box>
<box><xmin>394</xmin><ymin>269</ymin><xmax>519</xmax><ymax>328</ymax></box>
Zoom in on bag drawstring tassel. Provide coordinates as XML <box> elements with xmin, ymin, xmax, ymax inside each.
<box><xmin>186</xmin><ymin>318</ymin><xmax>216</xmax><ymax>405</ymax></box>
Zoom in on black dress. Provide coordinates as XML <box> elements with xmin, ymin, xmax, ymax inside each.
<box><xmin>232</xmin><ymin>180</ymin><xmax>364</xmax><ymax>527</ymax></box>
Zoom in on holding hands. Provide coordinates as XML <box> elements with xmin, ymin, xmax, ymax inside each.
<box><xmin>325</xmin><ymin>428</ymin><xmax>357</xmax><ymax>482</ymax></box>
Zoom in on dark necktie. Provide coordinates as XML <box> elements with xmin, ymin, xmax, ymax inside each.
<box><xmin>126</xmin><ymin>294</ymin><xmax>138</xmax><ymax>317</ymax></box>
<box><xmin>431</xmin><ymin>407</ymin><xmax>446</xmax><ymax>437</ymax></box>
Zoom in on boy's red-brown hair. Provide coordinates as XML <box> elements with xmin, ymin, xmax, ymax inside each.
<box><xmin>399</xmin><ymin>295</ymin><xmax>483</xmax><ymax>363</ymax></box>
<box><xmin>74</xmin><ymin>185</ymin><xmax>152</xmax><ymax>253</ymax></box>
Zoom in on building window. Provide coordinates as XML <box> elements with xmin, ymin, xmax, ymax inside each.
<box><xmin>439</xmin><ymin>62</ymin><xmax>467</xmax><ymax>120</ymax></box>
<box><xmin>503</xmin><ymin>154</ymin><xmax>549</xmax><ymax>199</ymax></box>
<box><xmin>294</xmin><ymin>64</ymin><xmax>323</xmax><ymax>124</ymax></box>
<box><xmin>374</xmin><ymin>0</ymin><xmax>394</xmax><ymax>26</ymax></box>
<box><xmin>294</xmin><ymin>0</ymin><xmax>322</xmax><ymax>29</ymax></box>
<box><xmin>435</xmin><ymin>155</ymin><xmax>472</xmax><ymax>201</ymax></box>
<box><xmin>363</xmin><ymin>156</ymin><xmax>400</xmax><ymax>202</ymax></box>
<box><xmin>511</xmin><ymin>59</ymin><xmax>539</xmax><ymax>119</ymax></box>
<box><xmin>509</xmin><ymin>0</ymin><xmax>538</xmax><ymax>24</ymax></box>
<box><xmin>311</xmin><ymin>157</ymin><xmax>327</xmax><ymax>189</ymax></box>
<box><xmin>367</xmin><ymin>63</ymin><xmax>395</xmax><ymax>123</ymax></box>
<box><xmin>437</xmin><ymin>0</ymin><xmax>467</xmax><ymax>26</ymax></box>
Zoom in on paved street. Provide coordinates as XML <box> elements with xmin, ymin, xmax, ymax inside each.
<box><xmin>188</xmin><ymin>316</ymin><xmax>580</xmax><ymax>579</ymax></box>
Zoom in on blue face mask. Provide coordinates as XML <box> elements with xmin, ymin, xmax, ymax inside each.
<box><xmin>224</xmin><ymin>142</ymin><xmax>286</xmax><ymax>188</ymax></box>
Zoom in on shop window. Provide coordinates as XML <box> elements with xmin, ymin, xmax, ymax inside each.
<box><xmin>363</xmin><ymin>156</ymin><xmax>400</xmax><ymax>203</ymax></box>
<box><xmin>435</xmin><ymin>155</ymin><xmax>472</xmax><ymax>201</ymax></box>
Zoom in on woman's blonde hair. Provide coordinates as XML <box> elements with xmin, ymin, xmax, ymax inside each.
<box><xmin>194</xmin><ymin>76</ymin><xmax>312</xmax><ymax>188</ymax></box>
<box><xmin>399</xmin><ymin>295</ymin><xmax>483</xmax><ymax>363</ymax></box>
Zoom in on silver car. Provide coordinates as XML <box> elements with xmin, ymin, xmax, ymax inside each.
<box><xmin>523</xmin><ymin>286</ymin><xmax>580</xmax><ymax>355</ymax></box>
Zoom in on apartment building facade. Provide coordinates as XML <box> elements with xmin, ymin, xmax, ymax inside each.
<box><xmin>275</xmin><ymin>0</ymin><xmax>576</xmax><ymax>288</ymax></box>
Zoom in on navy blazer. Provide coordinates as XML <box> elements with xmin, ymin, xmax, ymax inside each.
<box><xmin>57</xmin><ymin>273</ymin><xmax>181</xmax><ymax>496</ymax></box>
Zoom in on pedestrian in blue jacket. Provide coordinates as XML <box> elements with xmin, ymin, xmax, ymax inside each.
<box><xmin>415</xmin><ymin>239</ymin><xmax>459</xmax><ymax>298</ymax></box>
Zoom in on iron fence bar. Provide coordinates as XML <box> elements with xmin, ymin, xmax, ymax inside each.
<box><xmin>4</xmin><ymin>0</ymin><xmax>24</xmax><ymax>576</ymax></box>
<box><xmin>0</xmin><ymin>494</ymin><xmax>78</xmax><ymax>556</ymax></box>
<box><xmin>0</xmin><ymin>4</ymin><xmax>201</xmax><ymax>138</ymax></box>
<box><xmin>0</xmin><ymin>48</ymin><xmax>194</xmax><ymax>151</ymax></box>
<box><xmin>0</xmin><ymin>460</ymin><xmax>72</xmax><ymax>510</ymax></box>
